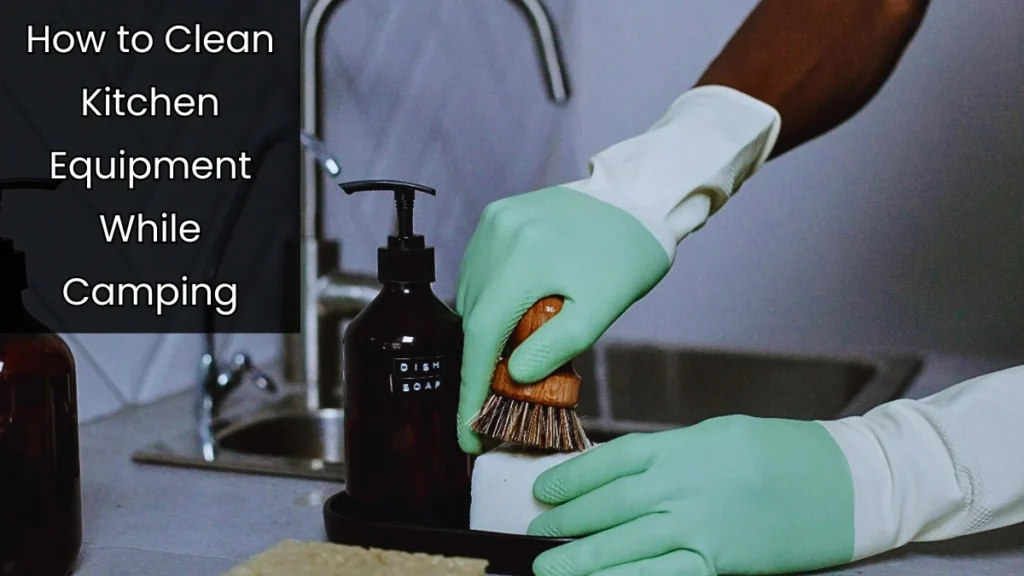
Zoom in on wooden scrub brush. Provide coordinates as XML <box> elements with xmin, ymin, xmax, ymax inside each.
<box><xmin>469</xmin><ymin>296</ymin><xmax>591</xmax><ymax>452</ymax></box>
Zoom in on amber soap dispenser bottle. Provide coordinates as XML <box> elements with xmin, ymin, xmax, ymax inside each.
<box><xmin>0</xmin><ymin>179</ymin><xmax>82</xmax><ymax>576</ymax></box>
<box><xmin>340</xmin><ymin>180</ymin><xmax>469</xmax><ymax>529</ymax></box>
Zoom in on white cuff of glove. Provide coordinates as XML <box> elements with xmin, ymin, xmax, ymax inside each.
<box><xmin>564</xmin><ymin>85</ymin><xmax>781</xmax><ymax>262</ymax></box>
<box><xmin>819</xmin><ymin>365</ymin><xmax>1024</xmax><ymax>561</ymax></box>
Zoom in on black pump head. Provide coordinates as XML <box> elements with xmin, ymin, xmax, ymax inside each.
<box><xmin>340</xmin><ymin>179</ymin><xmax>437</xmax><ymax>284</ymax></box>
<box><xmin>0</xmin><ymin>179</ymin><xmax>61</xmax><ymax>237</ymax></box>
<box><xmin>0</xmin><ymin>178</ymin><xmax>62</xmax><ymax>291</ymax></box>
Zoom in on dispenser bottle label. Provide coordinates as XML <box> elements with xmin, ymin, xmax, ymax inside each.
<box><xmin>392</xmin><ymin>356</ymin><xmax>444</xmax><ymax>394</ymax></box>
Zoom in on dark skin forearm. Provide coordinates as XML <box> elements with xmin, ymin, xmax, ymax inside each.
<box><xmin>696</xmin><ymin>0</ymin><xmax>930</xmax><ymax>157</ymax></box>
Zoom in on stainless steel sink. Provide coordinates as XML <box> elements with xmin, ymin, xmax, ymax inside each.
<box><xmin>133</xmin><ymin>396</ymin><xmax>347</xmax><ymax>481</ymax></box>
<box><xmin>217</xmin><ymin>409</ymin><xmax>344</xmax><ymax>462</ymax></box>
<box><xmin>132</xmin><ymin>344</ymin><xmax>920</xmax><ymax>480</ymax></box>
<box><xmin>576</xmin><ymin>344</ymin><xmax>920</xmax><ymax>440</ymax></box>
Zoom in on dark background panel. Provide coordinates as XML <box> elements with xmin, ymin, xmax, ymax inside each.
<box><xmin>0</xmin><ymin>0</ymin><xmax>300</xmax><ymax>333</ymax></box>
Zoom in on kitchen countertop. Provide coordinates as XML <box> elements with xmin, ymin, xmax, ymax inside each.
<box><xmin>74</xmin><ymin>354</ymin><xmax>1024</xmax><ymax>576</ymax></box>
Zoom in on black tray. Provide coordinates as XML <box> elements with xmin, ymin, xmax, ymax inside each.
<box><xmin>323</xmin><ymin>490</ymin><xmax>571</xmax><ymax>575</ymax></box>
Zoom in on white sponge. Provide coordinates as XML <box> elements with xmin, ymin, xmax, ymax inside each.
<box><xmin>469</xmin><ymin>445</ymin><xmax>585</xmax><ymax>535</ymax></box>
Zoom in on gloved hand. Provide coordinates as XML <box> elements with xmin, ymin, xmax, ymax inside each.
<box><xmin>527</xmin><ymin>415</ymin><xmax>856</xmax><ymax>576</ymax></box>
<box><xmin>455</xmin><ymin>187</ymin><xmax>672</xmax><ymax>454</ymax></box>
<box><xmin>456</xmin><ymin>86</ymin><xmax>782</xmax><ymax>454</ymax></box>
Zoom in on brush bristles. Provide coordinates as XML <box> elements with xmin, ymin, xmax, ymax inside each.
<box><xmin>470</xmin><ymin>393</ymin><xmax>590</xmax><ymax>452</ymax></box>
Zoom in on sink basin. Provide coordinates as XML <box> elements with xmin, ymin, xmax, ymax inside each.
<box><xmin>131</xmin><ymin>400</ymin><xmax>347</xmax><ymax>481</ymax></box>
<box><xmin>217</xmin><ymin>409</ymin><xmax>343</xmax><ymax>463</ymax></box>
<box><xmin>132</xmin><ymin>344</ymin><xmax>920</xmax><ymax>480</ymax></box>
<box><xmin>576</xmin><ymin>344</ymin><xmax>917</xmax><ymax>426</ymax></box>
<box><xmin>576</xmin><ymin>344</ymin><xmax>920</xmax><ymax>441</ymax></box>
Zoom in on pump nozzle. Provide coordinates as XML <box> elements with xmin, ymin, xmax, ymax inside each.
<box><xmin>0</xmin><ymin>179</ymin><xmax>61</xmax><ymax>237</ymax></box>
<box><xmin>0</xmin><ymin>178</ymin><xmax>63</xmax><ymax>291</ymax></box>
<box><xmin>340</xmin><ymin>179</ymin><xmax>435</xmax><ymax>239</ymax></box>
<box><xmin>339</xmin><ymin>179</ymin><xmax>438</xmax><ymax>284</ymax></box>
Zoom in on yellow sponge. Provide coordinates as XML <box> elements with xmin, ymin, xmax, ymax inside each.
<box><xmin>225</xmin><ymin>540</ymin><xmax>489</xmax><ymax>576</ymax></box>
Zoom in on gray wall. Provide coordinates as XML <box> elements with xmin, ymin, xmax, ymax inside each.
<box><xmin>570</xmin><ymin>0</ymin><xmax>1023</xmax><ymax>357</ymax></box>
<box><xmin>72</xmin><ymin>0</ymin><xmax>1023</xmax><ymax>421</ymax></box>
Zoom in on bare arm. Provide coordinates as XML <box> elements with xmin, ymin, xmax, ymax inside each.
<box><xmin>697</xmin><ymin>0</ymin><xmax>930</xmax><ymax>157</ymax></box>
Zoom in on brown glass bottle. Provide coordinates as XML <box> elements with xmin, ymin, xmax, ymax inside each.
<box><xmin>340</xmin><ymin>179</ymin><xmax>469</xmax><ymax>529</ymax></box>
<box><xmin>0</xmin><ymin>178</ymin><xmax>81</xmax><ymax>576</ymax></box>
<box><xmin>0</xmin><ymin>290</ymin><xmax>82</xmax><ymax>576</ymax></box>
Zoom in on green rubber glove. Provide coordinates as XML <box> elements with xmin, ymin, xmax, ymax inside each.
<box><xmin>455</xmin><ymin>186</ymin><xmax>670</xmax><ymax>454</ymax></box>
<box><xmin>527</xmin><ymin>415</ymin><xmax>856</xmax><ymax>576</ymax></box>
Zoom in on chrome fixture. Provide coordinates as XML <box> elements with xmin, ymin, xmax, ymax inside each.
<box><xmin>510</xmin><ymin>0</ymin><xmax>571</xmax><ymax>103</ymax></box>
<box><xmin>301</xmin><ymin>131</ymin><xmax>342</xmax><ymax>177</ymax></box>
<box><xmin>294</xmin><ymin>0</ymin><xmax>573</xmax><ymax>410</ymax></box>
<box><xmin>195</xmin><ymin>129</ymin><xmax>352</xmax><ymax>459</ymax></box>
<box><xmin>196</xmin><ymin>352</ymin><xmax>277</xmax><ymax>460</ymax></box>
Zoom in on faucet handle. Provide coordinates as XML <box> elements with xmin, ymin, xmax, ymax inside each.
<box><xmin>250</xmin><ymin>368</ymin><xmax>278</xmax><ymax>395</ymax></box>
<box><xmin>229</xmin><ymin>353</ymin><xmax>279</xmax><ymax>395</ymax></box>
<box><xmin>228</xmin><ymin>352</ymin><xmax>251</xmax><ymax>372</ymax></box>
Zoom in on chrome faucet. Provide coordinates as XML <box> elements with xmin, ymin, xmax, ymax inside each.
<box><xmin>195</xmin><ymin>351</ymin><xmax>276</xmax><ymax>459</ymax></box>
<box><xmin>293</xmin><ymin>0</ymin><xmax>572</xmax><ymax>410</ymax></box>
<box><xmin>196</xmin><ymin>128</ymin><xmax>349</xmax><ymax>451</ymax></box>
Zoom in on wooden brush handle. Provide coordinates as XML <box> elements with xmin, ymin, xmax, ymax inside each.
<box><xmin>489</xmin><ymin>296</ymin><xmax>581</xmax><ymax>409</ymax></box>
